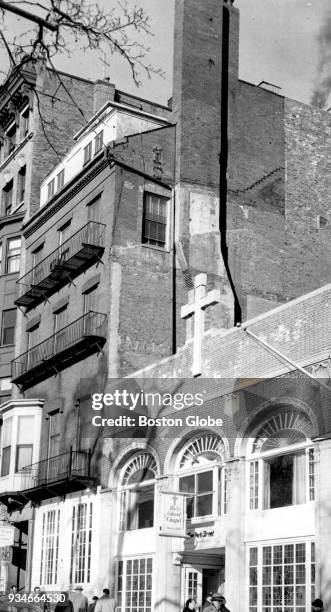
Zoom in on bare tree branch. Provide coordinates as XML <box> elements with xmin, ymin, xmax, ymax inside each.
<box><xmin>0</xmin><ymin>0</ymin><xmax>57</xmax><ymax>30</ymax></box>
<box><xmin>0</xmin><ymin>0</ymin><xmax>164</xmax><ymax>156</ymax></box>
<box><xmin>0</xmin><ymin>0</ymin><xmax>163</xmax><ymax>85</ymax></box>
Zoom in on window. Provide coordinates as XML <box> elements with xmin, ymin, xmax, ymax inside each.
<box><xmin>1</xmin><ymin>309</ymin><xmax>16</xmax><ymax>345</ymax></box>
<box><xmin>5</xmin><ymin>123</ymin><xmax>16</xmax><ymax>157</ymax></box>
<box><xmin>87</xmin><ymin>194</ymin><xmax>101</xmax><ymax>223</ymax></box>
<box><xmin>250</xmin><ymin>461</ymin><xmax>259</xmax><ymax>510</ymax></box>
<box><xmin>248</xmin><ymin>412</ymin><xmax>315</xmax><ymax>510</ymax></box>
<box><xmin>54</xmin><ymin>305</ymin><xmax>68</xmax><ymax>353</ymax></box>
<box><xmin>177</xmin><ymin>434</ymin><xmax>226</xmax><ymax>519</ymax></box>
<box><xmin>56</xmin><ymin>169</ymin><xmax>64</xmax><ymax>191</ymax></box>
<box><xmin>47</xmin><ymin>178</ymin><xmax>55</xmax><ymax>200</ymax></box>
<box><xmin>142</xmin><ymin>193</ymin><xmax>168</xmax><ymax>248</ymax></box>
<box><xmin>70</xmin><ymin>502</ymin><xmax>93</xmax><ymax>584</ymax></box>
<box><xmin>83</xmin><ymin>284</ymin><xmax>98</xmax><ymax>314</ymax></box>
<box><xmin>27</xmin><ymin>323</ymin><xmax>40</xmax><ymax>369</ymax></box>
<box><xmin>248</xmin><ymin>541</ymin><xmax>315</xmax><ymax>612</ymax></box>
<box><xmin>119</xmin><ymin>454</ymin><xmax>157</xmax><ymax>531</ymax></box>
<box><xmin>32</xmin><ymin>244</ymin><xmax>44</xmax><ymax>285</ymax></box>
<box><xmin>1</xmin><ymin>417</ymin><xmax>13</xmax><ymax>477</ymax></box>
<box><xmin>3</xmin><ymin>180</ymin><xmax>13</xmax><ymax>216</ymax></box>
<box><xmin>180</xmin><ymin>471</ymin><xmax>213</xmax><ymax>518</ymax></box>
<box><xmin>17</xmin><ymin>166</ymin><xmax>26</xmax><ymax>205</ymax></box>
<box><xmin>20</xmin><ymin>106</ymin><xmax>30</xmax><ymax>139</ymax></box>
<box><xmin>117</xmin><ymin>557</ymin><xmax>153</xmax><ymax>612</ymax></box>
<box><xmin>15</xmin><ymin>415</ymin><xmax>34</xmax><ymax>471</ymax></box>
<box><xmin>58</xmin><ymin>220</ymin><xmax>71</xmax><ymax>260</ymax></box>
<box><xmin>40</xmin><ymin>509</ymin><xmax>60</xmax><ymax>585</ymax></box>
<box><xmin>6</xmin><ymin>237</ymin><xmax>21</xmax><ymax>273</ymax></box>
<box><xmin>48</xmin><ymin>411</ymin><xmax>61</xmax><ymax>458</ymax></box>
<box><xmin>83</xmin><ymin>142</ymin><xmax>92</xmax><ymax>165</ymax></box>
<box><xmin>94</xmin><ymin>131</ymin><xmax>104</xmax><ymax>154</ymax></box>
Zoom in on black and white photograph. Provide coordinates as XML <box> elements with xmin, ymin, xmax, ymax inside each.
<box><xmin>0</xmin><ymin>1</ymin><xmax>330</xmax><ymax>611</ymax></box>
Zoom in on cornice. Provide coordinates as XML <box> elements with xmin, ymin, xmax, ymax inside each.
<box><xmin>23</xmin><ymin>154</ymin><xmax>109</xmax><ymax>238</ymax></box>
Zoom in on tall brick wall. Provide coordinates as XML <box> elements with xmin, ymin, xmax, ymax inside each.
<box><xmin>225</xmin><ymin>82</ymin><xmax>331</xmax><ymax>321</ymax></box>
<box><xmin>29</xmin><ymin>70</ymin><xmax>95</xmax><ymax>215</ymax></box>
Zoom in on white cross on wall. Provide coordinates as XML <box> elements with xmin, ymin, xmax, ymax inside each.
<box><xmin>181</xmin><ymin>273</ymin><xmax>221</xmax><ymax>377</ymax></box>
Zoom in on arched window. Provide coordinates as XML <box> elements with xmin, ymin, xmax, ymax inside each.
<box><xmin>119</xmin><ymin>453</ymin><xmax>158</xmax><ymax>531</ymax></box>
<box><xmin>248</xmin><ymin>411</ymin><xmax>315</xmax><ymax>511</ymax></box>
<box><xmin>177</xmin><ymin>434</ymin><xmax>227</xmax><ymax>519</ymax></box>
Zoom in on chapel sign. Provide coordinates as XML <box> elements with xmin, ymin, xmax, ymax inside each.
<box><xmin>159</xmin><ymin>492</ymin><xmax>186</xmax><ymax>537</ymax></box>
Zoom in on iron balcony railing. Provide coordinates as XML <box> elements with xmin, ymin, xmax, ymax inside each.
<box><xmin>20</xmin><ymin>449</ymin><xmax>91</xmax><ymax>490</ymax></box>
<box><xmin>15</xmin><ymin>221</ymin><xmax>106</xmax><ymax>309</ymax></box>
<box><xmin>11</xmin><ymin>311</ymin><xmax>107</xmax><ymax>386</ymax></box>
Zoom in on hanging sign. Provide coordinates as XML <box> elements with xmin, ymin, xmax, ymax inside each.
<box><xmin>159</xmin><ymin>492</ymin><xmax>186</xmax><ymax>537</ymax></box>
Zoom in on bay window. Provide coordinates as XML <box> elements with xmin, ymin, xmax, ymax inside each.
<box><xmin>0</xmin><ymin>414</ymin><xmax>35</xmax><ymax>477</ymax></box>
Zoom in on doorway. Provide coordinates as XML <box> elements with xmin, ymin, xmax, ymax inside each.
<box><xmin>183</xmin><ymin>563</ymin><xmax>224</xmax><ymax>609</ymax></box>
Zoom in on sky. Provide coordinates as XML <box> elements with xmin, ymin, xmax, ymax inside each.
<box><xmin>1</xmin><ymin>0</ymin><xmax>331</xmax><ymax>109</ymax></box>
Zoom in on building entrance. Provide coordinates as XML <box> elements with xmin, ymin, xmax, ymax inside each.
<box><xmin>182</xmin><ymin>554</ymin><xmax>224</xmax><ymax>609</ymax></box>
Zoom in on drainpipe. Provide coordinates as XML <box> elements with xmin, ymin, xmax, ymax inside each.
<box><xmin>242</xmin><ymin>325</ymin><xmax>331</xmax><ymax>392</ymax></box>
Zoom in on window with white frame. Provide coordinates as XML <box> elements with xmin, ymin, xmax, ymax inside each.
<box><xmin>248</xmin><ymin>411</ymin><xmax>315</xmax><ymax>511</ymax></box>
<box><xmin>56</xmin><ymin>169</ymin><xmax>65</xmax><ymax>191</ymax></box>
<box><xmin>6</xmin><ymin>237</ymin><xmax>21</xmax><ymax>273</ymax></box>
<box><xmin>40</xmin><ymin>509</ymin><xmax>60</xmax><ymax>585</ymax></box>
<box><xmin>83</xmin><ymin>142</ymin><xmax>92</xmax><ymax>165</ymax></box>
<box><xmin>117</xmin><ymin>557</ymin><xmax>153</xmax><ymax>612</ymax></box>
<box><xmin>70</xmin><ymin>502</ymin><xmax>93</xmax><ymax>584</ymax></box>
<box><xmin>248</xmin><ymin>541</ymin><xmax>315</xmax><ymax>612</ymax></box>
<box><xmin>119</xmin><ymin>453</ymin><xmax>157</xmax><ymax>531</ymax></box>
<box><xmin>15</xmin><ymin>415</ymin><xmax>34</xmax><ymax>471</ymax></box>
<box><xmin>47</xmin><ymin>178</ymin><xmax>55</xmax><ymax>200</ymax></box>
<box><xmin>177</xmin><ymin>434</ymin><xmax>227</xmax><ymax>519</ymax></box>
<box><xmin>0</xmin><ymin>414</ymin><xmax>35</xmax><ymax>476</ymax></box>
<box><xmin>94</xmin><ymin>130</ymin><xmax>104</xmax><ymax>154</ymax></box>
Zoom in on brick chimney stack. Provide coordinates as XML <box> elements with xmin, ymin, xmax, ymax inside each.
<box><xmin>172</xmin><ymin>0</ymin><xmax>240</xmax><ymax>334</ymax></box>
<box><xmin>172</xmin><ymin>0</ymin><xmax>239</xmax><ymax>185</ymax></box>
<box><xmin>92</xmin><ymin>79</ymin><xmax>115</xmax><ymax>114</ymax></box>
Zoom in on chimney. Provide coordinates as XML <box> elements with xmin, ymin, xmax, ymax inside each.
<box><xmin>172</xmin><ymin>0</ymin><xmax>240</xmax><ymax>185</ymax></box>
<box><xmin>172</xmin><ymin>0</ymin><xmax>241</xmax><ymax>337</ymax></box>
<box><xmin>93</xmin><ymin>79</ymin><xmax>115</xmax><ymax>114</ymax></box>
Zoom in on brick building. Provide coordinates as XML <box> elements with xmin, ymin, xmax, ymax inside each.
<box><xmin>0</xmin><ymin>61</ymin><xmax>96</xmax><ymax>407</ymax></box>
<box><xmin>0</xmin><ymin>0</ymin><xmax>329</xmax><ymax>610</ymax></box>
